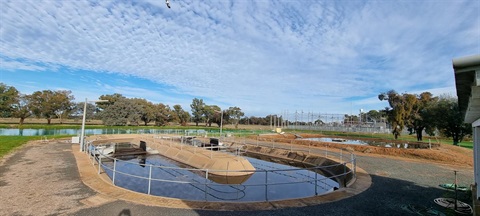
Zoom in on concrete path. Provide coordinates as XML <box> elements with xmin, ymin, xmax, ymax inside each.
<box><xmin>0</xmin><ymin>139</ymin><xmax>474</xmax><ymax>216</ymax></box>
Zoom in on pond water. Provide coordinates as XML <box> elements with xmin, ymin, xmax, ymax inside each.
<box><xmin>0</xmin><ymin>128</ymin><xmax>207</xmax><ymax>136</ymax></box>
<box><xmin>101</xmin><ymin>153</ymin><xmax>338</xmax><ymax>202</ymax></box>
<box><xmin>303</xmin><ymin>137</ymin><xmax>410</xmax><ymax>148</ymax></box>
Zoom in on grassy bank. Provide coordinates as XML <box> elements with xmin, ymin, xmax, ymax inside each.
<box><xmin>0</xmin><ymin>135</ymin><xmax>67</xmax><ymax>158</ymax></box>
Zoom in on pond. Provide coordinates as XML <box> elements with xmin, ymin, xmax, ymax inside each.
<box><xmin>303</xmin><ymin>137</ymin><xmax>412</xmax><ymax>148</ymax></box>
<box><xmin>0</xmin><ymin>128</ymin><xmax>208</xmax><ymax>136</ymax></box>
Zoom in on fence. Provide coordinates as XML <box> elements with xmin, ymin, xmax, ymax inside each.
<box><xmin>84</xmin><ymin>134</ymin><xmax>356</xmax><ymax>202</ymax></box>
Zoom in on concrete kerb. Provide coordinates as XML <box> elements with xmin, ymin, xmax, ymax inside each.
<box><xmin>72</xmin><ymin>142</ymin><xmax>372</xmax><ymax>211</ymax></box>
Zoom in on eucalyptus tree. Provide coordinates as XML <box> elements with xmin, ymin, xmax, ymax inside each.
<box><xmin>0</xmin><ymin>83</ymin><xmax>19</xmax><ymax>117</ymax></box>
<box><xmin>12</xmin><ymin>94</ymin><xmax>32</xmax><ymax>125</ymax></box>
<box><xmin>173</xmin><ymin>104</ymin><xmax>190</xmax><ymax>126</ymax></box>
<box><xmin>406</xmin><ymin>92</ymin><xmax>438</xmax><ymax>141</ymax></box>
<box><xmin>131</xmin><ymin>98</ymin><xmax>156</xmax><ymax>126</ymax></box>
<box><xmin>203</xmin><ymin>105</ymin><xmax>221</xmax><ymax>127</ymax></box>
<box><xmin>100</xmin><ymin>98</ymin><xmax>142</xmax><ymax>126</ymax></box>
<box><xmin>98</xmin><ymin>93</ymin><xmax>126</xmax><ymax>110</ymax></box>
<box><xmin>226</xmin><ymin>106</ymin><xmax>244</xmax><ymax>129</ymax></box>
<box><xmin>74</xmin><ymin>102</ymin><xmax>97</xmax><ymax>120</ymax></box>
<box><xmin>190</xmin><ymin>98</ymin><xmax>205</xmax><ymax>126</ymax></box>
<box><xmin>29</xmin><ymin>90</ymin><xmax>75</xmax><ymax>124</ymax></box>
<box><xmin>366</xmin><ymin>110</ymin><xmax>384</xmax><ymax>123</ymax></box>
<box><xmin>434</xmin><ymin>96</ymin><xmax>471</xmax><ymax>145</ymax></box>
<box><xmin>379</xmin><ymin>90</ymin><xmax>407</xmax><ymax>139</ymax></box>
<box><xmin>154</xmin><ymin>103</ymin><xmax>172</xmax><ymax>126</ymax></box>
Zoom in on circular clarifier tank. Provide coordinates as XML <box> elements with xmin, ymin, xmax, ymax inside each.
<box><xmin>101</xmin><ymin>152</ymin><xmax>340</xmax><ymax>202</ymax></box>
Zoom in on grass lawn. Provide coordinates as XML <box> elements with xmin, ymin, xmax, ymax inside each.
<box><xmin>0</xmin><ymin>135</ymin><xmax>70</xmax><ymax>158</ymax></box>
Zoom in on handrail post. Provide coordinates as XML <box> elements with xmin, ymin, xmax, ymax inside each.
<box><xmin>340</xmin><ymin>149</ymin><xmax>343</xmax><ymax>163</ymax></box>
<box><xmin>148</xmin><ymin>165</ymin><xmax>152</xmax><ymax>195</ymax></box>
<box><xmin>315</xmin><ymin>171</ymin><xmax>318</xmax><ymax>195</ymax></box>
<box><xmin>98</xmin><ymin>157</ymin><xmax>102</xmax><ymax>174</ymax></box>
<box><xmin>205</xmin><ymin>169</ymin><xmax>209</xmax><ymax>201</ymax></box>
<box><xmin>112</xmin><ymin>159</ymin><xmax>117</xmax><ymax>185</ymax></box>
<box><xmin>265</xmin><ymin>170</ymin><xmax>268</xmax><ymax>201</ymax></box>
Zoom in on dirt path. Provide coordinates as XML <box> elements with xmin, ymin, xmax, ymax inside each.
<box><xmin>0</xmin><ymin>140</ymin><xmax>96</xmax><ymax>215</ymax></box>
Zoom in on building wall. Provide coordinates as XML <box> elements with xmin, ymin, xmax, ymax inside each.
<box><xmin>472</xmin><ymin>120</ymin><xmax>480</xmax><ymax>200</ymax></box>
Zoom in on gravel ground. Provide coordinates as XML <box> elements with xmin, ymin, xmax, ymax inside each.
<box><xmin>0</xmin><ymin>140</ymin><xmax>474</xmax><ymax>216</ymax></box>
<box><xmin>0</xmin><ymin>140</ymin><xmax>96</xmax><ymax>215</ymax></box>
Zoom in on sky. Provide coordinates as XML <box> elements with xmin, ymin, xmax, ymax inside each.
<box><xmin>1</xmin><ymin>0</ymin><xmax>479</xmax><ymax>118</ymax></box>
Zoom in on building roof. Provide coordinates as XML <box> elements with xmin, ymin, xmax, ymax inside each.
<box><xmin>453</xmin><ymin>54</ymin><xmax>480</xmax><ymax>123</ymax></box>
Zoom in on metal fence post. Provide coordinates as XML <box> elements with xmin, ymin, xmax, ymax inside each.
<box><xmin>265</xmin><ymin>170</ymin><xmax>268</xmax><ymax>201</ymax></box>
<box><xmin>98</xmin><ymin>157</ymin><xmax>102</xmax><ymax>174</ymax></box>
<box><xmin>340</xmin><ymin>149</ymin><xmax>343</xmax><ymax>163</ymax></box>
<box><xmin>205</xmin><ymin>169</ymin><xmax>209</xmax><ymax>201</ymax></box>
<box><xmin>112</xmin><ymin>159</ymin><xmax>117</xmax><ymax>185</ymax></box>
<box><xmin>148</xmin><ymin>165</ymin><xmax>152</xmax><ymax>195</ymax></box>
<box><xmin>354</xmin><ymin>158</ymin><xmax>357</xmax><ymax>179</ymax></box>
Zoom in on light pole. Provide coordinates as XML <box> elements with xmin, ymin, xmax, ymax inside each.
<box><xmin>80</xmin><ymin>99</ymin><xmax>108</xmax><ymax>152</ymax></box>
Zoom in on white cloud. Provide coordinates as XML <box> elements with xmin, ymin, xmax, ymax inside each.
<box><xmin>0</xmin><ymin>0</ymin><xmax>478</xmax><ymax>116</ymax></box>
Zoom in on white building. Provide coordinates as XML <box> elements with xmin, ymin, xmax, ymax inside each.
<box><xmin>453</xmin><ymin>54</ymin><xmax>480</xmax><ymax>214</ymax></box>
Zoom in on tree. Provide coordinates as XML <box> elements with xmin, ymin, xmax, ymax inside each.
<box><xmin>154</xmin><ymin>103</ymin><xmax>172</xmax><ymax>126</ymax></box>
<box><xmin>173</xmin><ymin>105</ymin><xmax>190</xmax><ymax>126</ymax></box>
<box><xmin>98</xmin><ymin>93</ymin><xmax>126</xmax><ymax>110</ymax></box>
<box><xmin>12</xmin><ymin>94</ymin><xmax>32</xmax><ymax>125</ymax></box>
<box><xmin>406</xmin><ymin>92</ymin><xmax>438</xmax><ymax>141</ymax></box>
<box><xmin>226</xmin><ymin>107</ymin><xmax>244</xmax><ymax>129</ymax></box>
<box><xmin>366</xmin><ymin>110</ymin><xmax>383</xmax><ymax>123</ymax></box>
<box><xmin>100</xmin><ymin>98</ymin><xmax>142</xmax><ymax>126</ymax></box>
<box><xmin>190</xmin><ymin>98</ymin><xmax>205</xmax><ymax>126</ymax></box>
<box><xmin>434</xmin><ymin>97</ymin><xmax>471</xmax><ymax>145</ymax></box>
<box><xmin>379</xmin><ymin>90</ymin><xmax>407</xmax><ymax>139</ymax></box>
<box><xmin>131</xmin><ymin>98</ymin><xmax>156</xmax><ymax>126</ymax></box>
<box><xmin>0</xmin><ymin>83</ymin><xmax>19</xmax><ymax>117</ymax></box>
<box><xmin>29</xmin><ymin>90</ymin><xmax>75</xmax><ymax>124</ymax></box>
<box><xmin>203</xmin><ymin>105</ymin><xmax>220</xmax><ymax>127</ymax></box>
<box><xmin>74</xmin><ymin>102</ymin><xmax>97</xmax><ymax>120</ymax></box>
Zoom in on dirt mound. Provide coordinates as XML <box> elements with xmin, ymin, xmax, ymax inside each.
<box><xmin>252</xmin><ymin>134</ymin><xmax>473</xmax><ymax>167</ymax></box>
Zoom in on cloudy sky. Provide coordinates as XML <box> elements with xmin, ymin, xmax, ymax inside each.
<box><xmin>1</xmin><ymin>0</ymin><xmax>479</xmax><ymax>117</ymax></box>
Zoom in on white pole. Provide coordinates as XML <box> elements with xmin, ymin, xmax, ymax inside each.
<box><xmin>80</xmin><ymin>98</ymin><xmax>87</xmax><ymax>152</ymax></box>
<box><xmin>220</xmin><ymin>110</ymin><xmax>223</xmax><ymax>140</ymax></box>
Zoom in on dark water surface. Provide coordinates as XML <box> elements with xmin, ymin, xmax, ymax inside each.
<box><xmin>101</xmin><ymin>153</ymin><xmax>338</xmax><ymax>202</ymax></box>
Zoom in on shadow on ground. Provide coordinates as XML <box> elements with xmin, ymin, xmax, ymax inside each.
<box><xmin>74</xmin><ymin>173</ymin><xmax>471</xmax><ymax>216</ymax></box>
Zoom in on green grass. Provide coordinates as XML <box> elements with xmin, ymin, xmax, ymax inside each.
<box><xmin>457</xmin><ymin>141</ymin><xmax>473</xmax><ymax>149</ymax></box>
<box><xmin>0</xmin><ymin>135</ymin><xmax>70</xmax><ymax>158</ymax></box>
<box><xmin>0</xmin><ymin>136</ymin><xmax>40</xmax><ymax>158</ymax></box>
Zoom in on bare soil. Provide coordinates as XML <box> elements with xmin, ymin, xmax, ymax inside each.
<box><xmin>254</xmin><ymin>133</ymin><xmax>474</xmax><ymax>167</ymax></box>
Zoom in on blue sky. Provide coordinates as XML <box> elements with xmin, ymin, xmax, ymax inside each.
<box><xmin>1</xmin><ymin>0</ymin><xmax>479</xmax><ymax>117</ymax></box>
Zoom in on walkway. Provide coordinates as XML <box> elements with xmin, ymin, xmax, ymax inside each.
<box><xmin>0</xmin><ymin>139</ymin><xmax>473</xmax><ymax>215</ymax></box>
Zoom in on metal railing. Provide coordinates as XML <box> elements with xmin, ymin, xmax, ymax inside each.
<box><xmin>85</xmin><ymin>135</ymin><xmax>356</xmax><ymax>202</ymax></box>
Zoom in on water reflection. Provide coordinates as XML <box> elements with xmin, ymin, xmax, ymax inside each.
<box><xmin>0</xmin><ymin>128</ymin><xmax>210</xmax><ymax>136</ymax></box>
<box><xmin>102</xmin><ymin>154</ymin><xmax>338</xmax><ymax>202</ymax></box>
<box><xmin>303</xmin><ymin>137</ymin><xmax>410</xmax><ymax>148</ymax></box>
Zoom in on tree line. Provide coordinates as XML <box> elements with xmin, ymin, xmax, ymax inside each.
<box><xmin>379</xmin><ymin>90</ymin><xmax>471</xmax><ymax>145</ymax></box>
<box><xmin>1</xmin><ymin>83</ymin><xmax>260</xmax><ymax>127</ymax></box>
<box><xmin>0</xmin><ymin>83</ymin><xmax>471</xmax><ymax>143</ymax></box>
